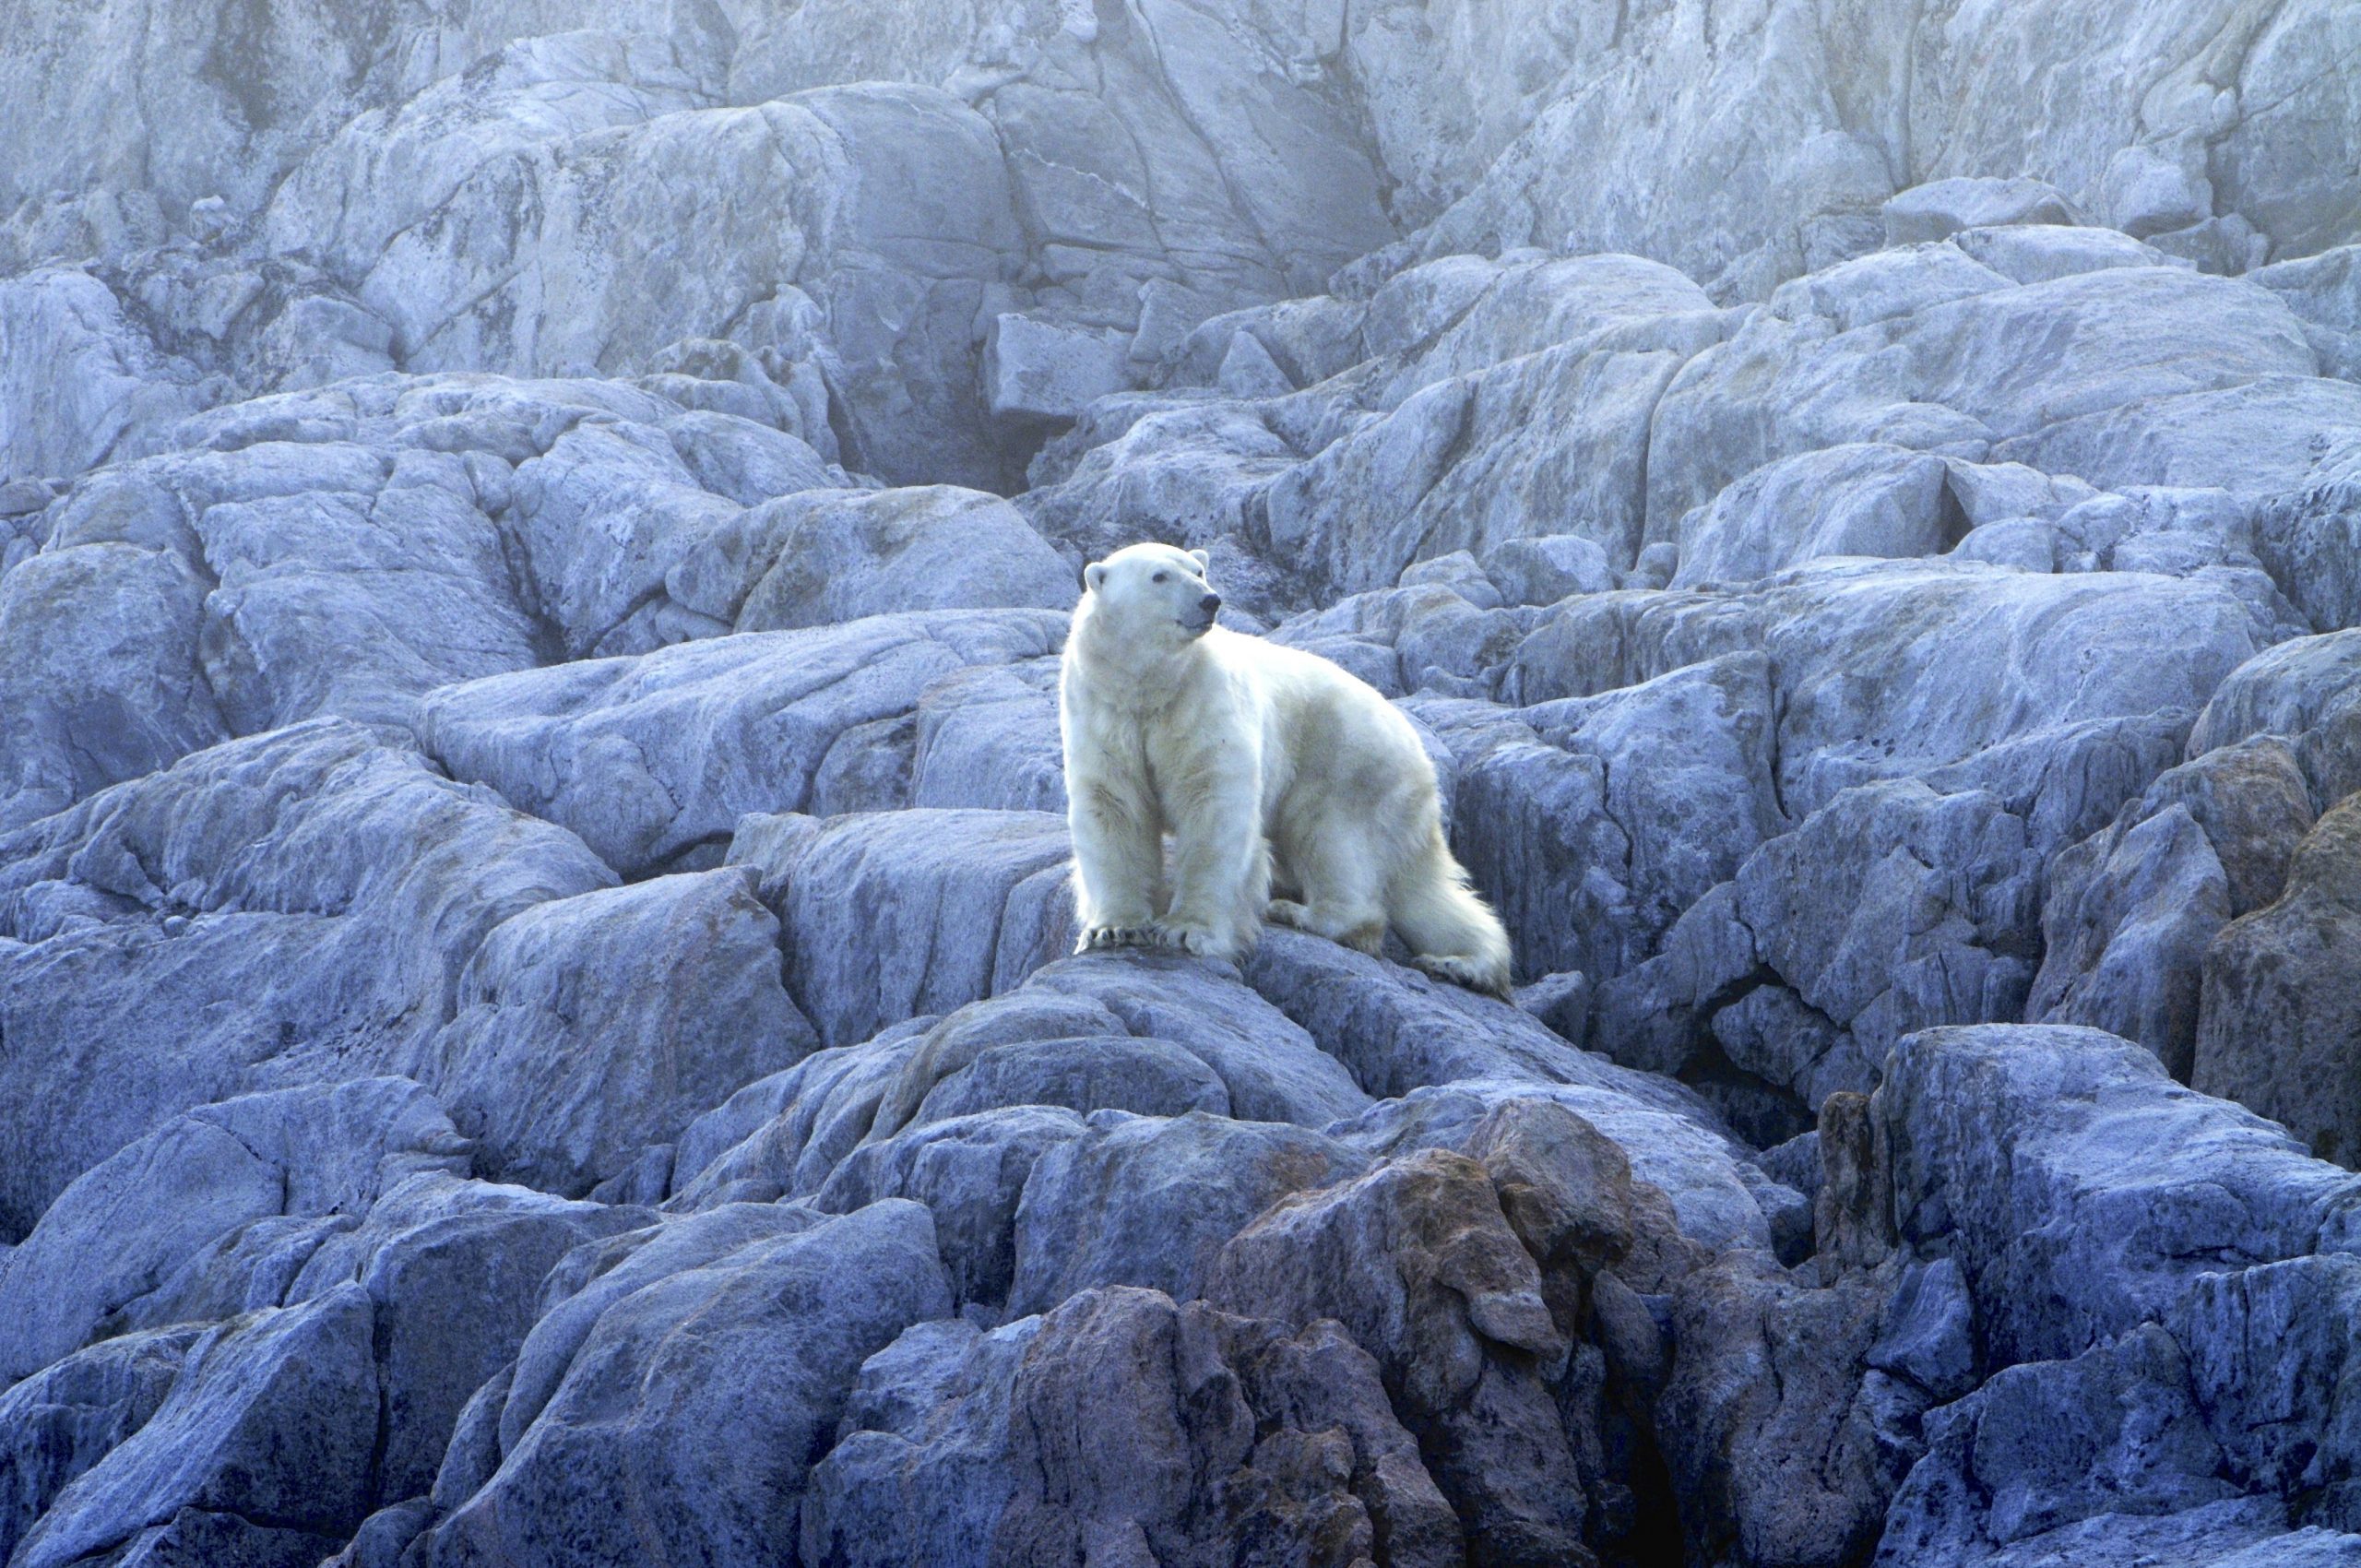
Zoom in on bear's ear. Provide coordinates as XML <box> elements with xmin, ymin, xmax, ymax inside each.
<box><xmin>1084</xmin><ymin>562</ymin><xmax>1109</xmax><ymax>593</ymax></box>
<box><xmin>1189</xmin><ymin>549</ymin><xmax>1210</xmax><ymax>569</ymax></box>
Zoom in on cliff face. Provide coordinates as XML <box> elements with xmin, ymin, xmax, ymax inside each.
<box><xmin>3</xmin><ymin>6</ymin><xmax>2360</xmax><ymax>1567</ymax></box>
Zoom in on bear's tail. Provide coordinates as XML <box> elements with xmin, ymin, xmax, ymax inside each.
<box><xmin>1392</xmin><ymin>826</ymin><xmax>1514</xmax><ymax>1000</ymax></box>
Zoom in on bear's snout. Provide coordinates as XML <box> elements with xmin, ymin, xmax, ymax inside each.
<box><xmin>1199</xmin><ymin>593</ymin><xmax>1222</xmax><ymax>616</ymax></box>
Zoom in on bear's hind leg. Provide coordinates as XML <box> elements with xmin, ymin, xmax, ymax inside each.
<box><xmin>1265</xmin><ymin>837</ymin><xmax>1389</xmax><ymax>956</ymax></box>
<box><xmin>1268</xmin><ymin>897</ymin><xmax>1387</xmax><ymax>955</ymax></box>
<box><xmin>1391</xmin><ymin>826</ymin><xmax>1513</xmax><ymax>1000</ymax></box>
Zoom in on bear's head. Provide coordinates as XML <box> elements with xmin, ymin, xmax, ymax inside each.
<box><xmin>1079</xmin><ymin>542</ymin><xmax>1221</xmax><ymax>653</ymax></box>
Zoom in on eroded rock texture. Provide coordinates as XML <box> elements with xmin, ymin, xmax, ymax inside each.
<box><xmin>4</xmin><ymin>3</ymin><xmax>2361</xmax><ymax>1564</ymax></box>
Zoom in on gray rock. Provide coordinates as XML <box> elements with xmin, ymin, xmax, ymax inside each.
<box><xmin>1410</xmin><ymin>4</ymin><xmax>2355</xmax><ymax>301</ymax></box>
<box><xmin>1421</xmin><ymin>650</ymin><xmax>1783</xmax><ymax>984</ymax></box>
<box><xmin>1515</xmin><ymin>968</ymin><xmax>1592</xmax><ymax>1044</ymax></box>
<box><xmin>1595</xmin><ymin>777</ymin><xmax>2041</xmax><ymax>1141</ymax></box>
<box><xmin>1008</xmin><ymin>1111</ymin><xmax>1367</xmax><ymax>1318</ymax></box>
<box><xmin>665</xmin><ymin>484</ymin><xmax>1075</xmax><ymax>634</ymax></box>
<box><xmin>12</xmin><ymin>1287</ymin><xmax>379</xmax><ymax>1568</ymax></box>
<box><xmin>1975</xmin><ymin>1506</ymin><xmax>2361</xmax><ymax>1568</ymax></box>
<box><xmin>868</xmin><ymin>953</ymin><xmax>1372</xmax><ymax>1139</ymax></box>
<box><xmin>1506</xmin><ymin>563</ymin><xmax>2259</xmax><ymax>826</ymax></box>
<box><xmin>1481</xmin><ymin>533</ymin><xmax>1618</xmax><ymax>607</ymax></box>
<box><xmin>0</xmin><ymin>1077</ymin><xmax>466</xmax><ymax>1384</ymax></box>
<box><xmin>0</xmin><ymin>372</ymin><xmax>839</xmax><ymax>831</ymax></box>
<box><xmin>495</xmin><ymin>1202</ymin><xmax>825</xmax><ymax>1456</ymax></box>
<box><xmin>1207</xmin><ymin>1146</ymin><xmax>1587</xmax><ymax>1565</ymax></box>
<box><xmin>663</xmin><ymin>1020</ymin><xmax>939</xmax><ymax>1208</ymax></box>
<box><xmin>1874</xmin><ymin>1324</ymin><xmax>2239</xmax><ymax>1564</ymax></box>
<box><xmin>1264</xmin><ymin>340</ymin><xmax>1691</xmax><ymax>597</ymax></box>
<box><xmin>0</xmin><ymin>270</ymin><xmax>209</xmax><ymax>484</ymax></box>
<box><xmin>2174</xmin><ymin>1253</ymin><xmax>2361</xmax><ymax>1521</ymax></box>
<box><xmin>1658</xmin><ymin>1251</ymin><xmax>1926</xmax><ymax>1568</ymax></box>
<box><xmin>2190</xmin><ymin>628</ymin><xmax>2361</xmax><ymax>811</ymax></box>
<box><xmin>360</xmin><ymin>84</ymin><xmax>1029</xmax><ymax>490</ymax></box>
<box><xmin>2257</xmin><ymin>244</ymin><xmax>2361</xmax><ymax>383</ymax></box>
<box><xmin>1881</xmin><ymin>179</ymin><xmax>2084</xmax><ymax>245</ymax></box>
<box><xmin>0</xmin><ymin>1328</ymin><xmax>203</xmax><ymax>1562</ymax></box>
<box><xmin>8</xmin><ymin>4</ymin><xmax>2361</xmax><ymax>1561</ymax></box>
<box><xmin>1650</xmin><ymin>264</ymin><xmax>2320</xmax><ymax>536</ymax></box>
<box><xmin>1880</xmin><ymin>1023</ymin><xmax>2361</xmax><ymax>1366</ymax></box>
<box><xmin>1949</xmin><ymin>224</ymin><xmax>2169</xmax><ymax>287</ymax></box>
<box><xmin>2030</xmin><ymin>738</ymin><xmax>2314</xmax><ymax>1076</ymax></box>
<box><xmin>817</xmin><ymin>1106</ymin><xmax>1089</xmax><ymax>1309</ymax></box>
<box><xmin>1735</xmin><ymin>780</ymin><xmax>2041</xmax><ymax>1087</ymax></box>
<box><xmin>1397</xmin><ymin>548</ymin><xmax>1502</xmax><ymax>607</ymax></box>
<box><xmin>911</xmin><ymin>1035</ymin><xmax>1228</xmax><ymax>1125</ymax></box>
<box><xmin>1330</xmin><ymin>1079</ymin><xmax>1774</xmax><ymax>1262</ymax></box>
<box><xmin>727</xmin><ymin>808</ymin><xmax>1074</xmax><ymax>1048</ymax></box>
<box><xmin>284</xmin><ymin>1171</ymin><xmax>649</xmax><ymax>1506</ymax></box>
<box><xmin>416</xmin><ymin>608</ymin><xmax>1066</xmax><ymax>875</ymax></box>
<box><xmin>908</xmin><ymin>657</ymin><xmax>1069</xmax><ymax>813</ymax></box>
<box><xmin>429</xmin><ymin>867</ymin><xmax>816</xmax><ymax>1195</ymax></box>
<box><xmin>1869</xmin><ymin>1257</ymin><xmax>1979</xmax><ymax>1403</ymax></box>
<box><xmin>424</xmin><ymin>1200</ymin><xmax>951</xmax><ymax>1568</ymax></box>
<box><xmin>1673</xmin><ymin>444</ymin><xmax>1963</xmax><ymax>588</ymax></box>
<box><xmin>0</xmin><ymin>720</ymin><xmax>614</xmax><ymax>1235</ymax></box>
<box><xmin>984</xmin><ymin>314</ymin><xmax>1133</xmax><ymax>420</ymax></box>
<box><xmin>326</xmin><ymin>1500</ymin><xmax>437</xmax><ymax>1568</ymax></box>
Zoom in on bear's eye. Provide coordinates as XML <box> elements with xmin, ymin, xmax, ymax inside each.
<box><xmin>1152</xmin><ymin>572</ymin><xmax>1168</xmax><ymax>583</ymax></box>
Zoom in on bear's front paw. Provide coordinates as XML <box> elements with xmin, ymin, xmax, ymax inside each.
<box><xmin>1145</xmin><ymin>920</ymin><xmax>1228</xmax><ymax>957</ymax></box>
<box><xmin>1076</xmin><ymin>923</ymin><xmax>1154</xmax><ymax>954</ymax></box>
<box><xmin>1265</xmin><ymin>898</ymin><xmax>1311</xmax><ymax>930</ymax></box>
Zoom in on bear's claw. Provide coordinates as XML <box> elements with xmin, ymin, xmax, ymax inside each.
<box><xmin>1145</xmin><ymin>920</ymin><xmax>1222</xmax><ymax>956</ymax></box>
<box><xmin>1076</xmin><ymin>924</ymin><xmax>1154</xmax><ymax>953</ymax></box>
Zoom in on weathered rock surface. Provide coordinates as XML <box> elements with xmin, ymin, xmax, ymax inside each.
<box><xmin>6</xmin><ymin>4</ymin><xmax>2361</xmax><ymax>1565</ymax></box>
<box><xmin>416</xmin><ymin>608</ymin><xmax>1067</xmax><ymax>874</ymax></box>
<box><xmin>421</xmin><ymin>1199</ymin><xmax>950</xmax><ymax>1567</ymax></box>
<box><xmin>2193</xmin><ymin>793</ymin><xmax>2361</xmax><ymax>1164</ymax></box>
<box><xmin>0</xmin><ymin>719</ymin><xmax>616</xmax><ymax>1233</ymax></box>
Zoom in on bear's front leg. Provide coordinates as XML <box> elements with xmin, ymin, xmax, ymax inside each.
<box><xmin>1068</xmin><ymin>775</ymin><xmax>1162</xmax><ymax>954</ymax></box>
<box><xmin>1152</xmin><ymin>758</ymin><xmax>1267</xmax><ymax>961</ymax></box>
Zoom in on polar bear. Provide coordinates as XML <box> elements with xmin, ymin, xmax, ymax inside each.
<box><xmin>1059</xmin><ymin>541</ymin><xmax>1513</xmax><ymax>998</ymax></box>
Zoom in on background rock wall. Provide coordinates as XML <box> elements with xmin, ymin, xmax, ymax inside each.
<box><xmin>4</xmin><ymin>3</ymin><xmax>2361</xmax><ymax>1566</ymax></box>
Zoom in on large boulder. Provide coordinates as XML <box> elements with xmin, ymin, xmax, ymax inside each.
<box><xmin>802</xmin><ymin>1287</ymin><xmax>1460</xmax><ymax>1568</ymax></box>
<box><xmin>0</xmin><ymin>270</ymin><xmax>208</xmax><ymax>484</ymax></box>
<box><xmin>1880</xmin><ymin>1023</ymin><xmax>2361</xmax><ymax>1366</ymax></box>
<box><xmin>727</xmin><ymin>808</ymin><xmax>1074</xmax><ymax>1048</ymax></box>
<box><xmin>10</xmin><ymin>1287</ymin><xmax>381</xmax><ymax>1568</ymax></box>
<box><xmin>0</xmin><ymin>1077</ymin><xmax>465</xmax><ymax>1384</ymax></box>
<box><xmin>428</xmin><ymin>867</ymin><xmax>818</xmax><ymax>1196</ymax></box>
<box><xmin>665</xmin><ymin>484</ymin><xmax>1076</xmax><ymax>634</ymax></box>
<box><xmin>2193</xmin><ymin>794</ymin><xmax>2361</xmax><ymax>1165</ymax></box>
<box><xmin>2030</xmin><ymin>737</ymin><xmax>2315</xmax><ymax>1077</ymax></box>
<box><xmin>0</xmin><ymin>1329</ymin><xmax>203</xmax><ymax>1562</ymax></box>
<box><xmin>1206</xmin><ymin>1147</ymin><xmax>1588</xmax><ymax>1565</ymax></box>
<box><xmin>421</xmin><ymin>1200</ymin><xmax>953</xmax><ymax>1568</ymax></box>
<box><xmin>0</xmin><ymin>721</ymin><xmax>615</xmax><ymax>1234</ymax></box>
<box><xmin>415</xmin><ymin>608</ymin><xmax>1067</xmax><ymax>875</ymax></box>
<box><xmin>360</xmin><ymin>84</ymin><xmax>1028</xmax><ymax>490</ymax></box>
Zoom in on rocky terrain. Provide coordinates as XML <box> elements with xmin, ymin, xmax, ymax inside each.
<box><xmin>3</xmin><ymin>2</ymin><xmax>2360</xmax><ymax>1564</ymax></box>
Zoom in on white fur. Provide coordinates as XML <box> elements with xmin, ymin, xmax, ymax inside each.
<box><xmin>1059</xmin><ymin>541</ymin><xmax>1514</xmax><ymax>997</ymax></box>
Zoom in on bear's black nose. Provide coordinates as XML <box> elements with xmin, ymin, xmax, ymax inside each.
<box><xmin>1200</xmin><ymin>593</ymin><xmax>1221</xmax><ymax>615</ymax></box>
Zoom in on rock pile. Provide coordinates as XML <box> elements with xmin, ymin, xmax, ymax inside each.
<box><xmin>4</xmin><ymin>3</ymin><xmax>2361</xmax><ymax>1564</ymax></box>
